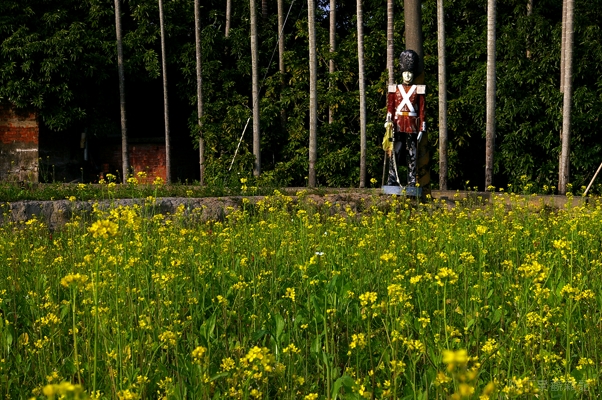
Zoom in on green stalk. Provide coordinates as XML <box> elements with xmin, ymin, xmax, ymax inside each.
<box><xmin>324</xmin><ymin>295</ymin><xmax>331</xmax><ymax>400</ymax></box>
<box><xmin>93</xmin><ymin>262</ymin><xmax>99</xmax><ymax>393</ymax></box>
<box><xmin>367</xmin><ymin>314</ymin><xmax>375</xmax><ymax>399</ymax></box>
<box><xmin>71</xmin><ymin>287</ymin><xmax>82</xmax><ymax>384</ymax></box>
<box><xmin>443</xmin><ymin>283</ymin><xmax>449</xmax><ymax>350</ymax></box>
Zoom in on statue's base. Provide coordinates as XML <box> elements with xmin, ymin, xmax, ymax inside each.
<box><xmin>382</xmin><ymin>185</ymin><xmax>422</xmax><ymax>197</ymax></box>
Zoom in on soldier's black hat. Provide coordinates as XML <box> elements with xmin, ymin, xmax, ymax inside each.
<box><xmin>399</xmin><ymin>50</ymin><xmax>421</xmax><ymax>74</ymax></box>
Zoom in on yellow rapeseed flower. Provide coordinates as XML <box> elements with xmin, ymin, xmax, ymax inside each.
<box><xmin>380</xmin><ymin>252</ymin><xmax>397</xmax><ymax>262</ymax></box>
<box><xmin>158</xmin><ymin>330</ymin><xmax>177</xmax><ymax>348</ymax></box>
<box><xmin>191</xmin><ymin>346</ymin><xmax>207</xmax><ymax>364</ymax></box>
<box><xmin>387</xmin><ymin>284</ymin><xmax>411</xmax><ymax>306</ymax></box>
<box><xmin>481</xmin><ymin>338</ymin><xmax>498</xmax><ymax>357</ymax></box>
<box><xmin>60</xmin><ymin>273</ymin><xmax>89</xmax><ymax>288</ymax></box>
<box><xmin>476</xmin><ymin>225</ymin><xmax>488</xmax><ymax>235</ymax></box>
<box><xmin>42</xmin><ymin>381</ymin><xmax>85</xmax><ymax>399</ymax></box>
<box><xmin>283</xmin><ymin>287</ymin><xmax>296</xmax><ymax>302</ymax></box>
<box><xmin>349</xmin><ymin>333</ymin><xmax>367</xmax><ymax>350</ymax></box>
<box><xmin>88</xmin><ymin>219</ymin><xmax>118</xmax><ymax>239</ymax></box>
<box><xmin>359</xmin><ymin>292</ymin><xmax>377</xmax><ymax>307</ymax></box>
<box><xmin>435</xmin><ymin>267</ymin><xmax>458</xmax><ymax>286</ymax></box>
<box><xmin>117</xmin><ymin>389</ymin><xmax>139</xmax><ymax>399</ymax></box>
<box><xmin>452</xmin><ymin>383</ymin><xmax>475</xmax><ymax>399</ymax></box>
<box><xmin>435</xmin><ymin>371</ymin><xmax>452</xmax><ymax>386</ymax></box>
<box><xmin>443</xmin><ymin>349</ymin><xmax>469</xmax><ymax>371</ymax></box>
<box><xmin>283</xmin><ymin>343</ymin><xmax>301</xmax><ymax>354</ymax></box>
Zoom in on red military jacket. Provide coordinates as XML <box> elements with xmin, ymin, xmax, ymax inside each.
<box><xmin>387</xmin><ymin>84</ymin><xmax>426</xmax><ymax>134</ymax></box>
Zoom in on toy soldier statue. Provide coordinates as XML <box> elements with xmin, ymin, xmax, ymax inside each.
<box><xmin>383</xmin><ymin>50</ymin><xmax>425</xmax><ymax>194</ymax></box>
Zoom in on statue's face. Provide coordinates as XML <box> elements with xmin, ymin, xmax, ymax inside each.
<box><xmin>402</xmin><ymin>71</ymin><xmax>414</xmax><ymax>84</ymax></box>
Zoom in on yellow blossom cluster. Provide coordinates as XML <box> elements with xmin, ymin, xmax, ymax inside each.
<box><xmin>191</xmin><ymin>346</ymin><xmax>207</xmax><ymax>364</ymax></box>
<box><xmin>359</xmin><ymin>291</ymin><xmax>377</xmax><ymax>307</ymax></box>
<box><xmin>42</xmin><ymin>381</ymin><xmax>86</xmax><ymax>399</ymax></box>
<box><xmin>158</xmin><ymin>330</ymin><xmax>178</xmax><ymax>349</ymax></box>
<box><xmin>435</xmin><ymin>267</ymin><xmax>458</xmax><ymax>286</ymax></box>
<box><xmin>350</xmin><ymin>333</ymin><xmax>367</xmax><ymax>350</ymax></box>
<box><xmin>60</xmin><ymin>273</ymin><xmax>89</xmax><ymax>288</ymax></box>
<box><xmin>88</xmin><ymin>219</ymin><xmax>118</xmax><ymax>238</ymax></box>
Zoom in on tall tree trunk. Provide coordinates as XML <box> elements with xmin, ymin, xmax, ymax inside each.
<box><xmin>526</xmin><ymin>0</ymin><xmax>533</xmax><ymax>58</ymax></box>
<box><xmin>159</xmin><ymin>0</ymin><xmax>171</xmax><ymax>183</ymax></box>
<box><xmin>277</xmin><ymin>0</ymin><xmax>286</xmax><ymax>131</ymax></box>
<box><xmin>558</xmin><ymin>0</ymin><xmax>567</xmax><ymax>184</ymax></box>
<box><xmin>357</xmin><ymin>0</ymin><xmax>366</xmax><ymax>187</ymax></box>
<box><xmin>560</xmin><ymin>0</ymin><xmax>567</xmax><ymax>91</ymax></box>
<box><xmin>404</xmin><ymin>0</ymin><xmax>429</xmax><ymax>189</ymax></box>
<box><xmin>308</xmin><ymin>0</ymin><xmax>317</xmax><ymax>187</ymax></box>
<box><xmin>404</xmin><ymin>0</ymin><xmax>423</xmax><ymax>79</ymax></box>
<box><xmin>328</xmin><ymin>0</ymin><xmax>336</xmax><ymax>124</ymax></box>
<box><xmin>485</xmin><ymin>0</ymin><xmax>496</xmax><ymax>188</ymax></box>
<box><xmin>225</xmin><ymin>0</ymin><xmax>231</xmax><ymax>37</ymax></box>
<box><xmin>194</xmin><ymin>0</ymin><xmax>205</xmax><ymax>185</ymax></box>
<box><xmin>387</xmin><ymin>0</ymin><xmax>394</xmax><ymax>85</ymax></box>
<box><xmin>437</xmin><ymin>0</ymin><xmax>448</xmax><ymax>190</ymax></box>
<box><xmin>250</xmin><ymin>0</ymin><xmax>261</xmax><ymax>176</ymax></box>
<box><xmin>114</xmin><ymin>0</ymin><xmax>129</xmax><ymax>181</ymax></box>
<box><xmin>559</xmin><ymin>0</ymin><xmax>574</xmax><ymax>194</ymax></box>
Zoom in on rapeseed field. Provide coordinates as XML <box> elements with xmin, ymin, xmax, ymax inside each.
<box><xmin>0</xmin><ymin>191</ymin><xmax>600</xmax><ymax>399</ymax></box>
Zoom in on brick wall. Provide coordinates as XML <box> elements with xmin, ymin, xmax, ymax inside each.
<box><xmin>0</xmin><ymin>102</ymin><xmax>39</xmax><ymax>182</ymax></box>
<box><xmin>129</xmin><ymin>143</ymin><xmax>166</xmax><ymax>183</ymax></box>
<box><xmin>97</xmin><ymin>141</ymin><xmax>166</xmax><ymax>183</ymax></box>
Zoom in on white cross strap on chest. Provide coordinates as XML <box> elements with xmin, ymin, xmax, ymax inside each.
<box><xmin>396</xmin><ymin>85</ymin><xmax>417</xmax><ymax>117</ymax></box>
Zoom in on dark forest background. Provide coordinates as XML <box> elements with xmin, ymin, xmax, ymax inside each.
<box><xmin>1</xmin><ymin>0</ymin><xmax>601</xmax><ymax>191</ymax></box>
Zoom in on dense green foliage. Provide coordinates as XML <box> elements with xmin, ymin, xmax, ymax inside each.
<box><xmin>1</xmin><ymin>0</ymin><xmax>601</xmax><ymax>190</ymax></box>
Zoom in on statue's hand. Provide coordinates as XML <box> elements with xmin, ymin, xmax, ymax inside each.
<box><xmin>417</xmin><ymin>131</ymin><xmax>423</xmax><ymax>143</ymax></box>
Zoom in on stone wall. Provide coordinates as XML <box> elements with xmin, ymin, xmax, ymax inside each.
<box><xmin>0</xmin><ymin>102</ymin><xmax>39</xmax><ymax>182</ymax></box>
<box><xmin>0</xmin><ymin>191</ymin><xmax>589</xmax><ymax>231</ymax></box>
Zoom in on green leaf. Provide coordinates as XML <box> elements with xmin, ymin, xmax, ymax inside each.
<box><xmin>252</xmin><ymin>329</ymin><xmax>270</xmax><ymax>342</ymax></box>
<box><xmin>332</xmin><ymin>374</ymin><xmax>354</xmax><ymax>400</ymax></box>
<box><xmin>492</xmin><ymin>308</ymin><xmax>503</xmax><ymax>324</ymax></box>
<box><xmin>274</xmin><ymin>313</ymin><xmax>285</xmax><ymax>343</ymax></box>
<box><xmin>5</xmin><ymin>331</ymin><xmax>13</xmax><ymax>354</ymax></box>
<box><xmin>200</xmin><ymin>312</ymin><xmax>216</xmax><ymax>342</ymax></box>
<box><xmin>311</xmin><ymin>334</ymin><xmax>321</xmax><ymax>355</ymax></box>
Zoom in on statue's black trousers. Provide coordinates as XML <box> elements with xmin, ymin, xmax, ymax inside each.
<box><xmin>387</xmin><ymin>132</ymin><xmax>418</xmax><ymax>187</ymax></box>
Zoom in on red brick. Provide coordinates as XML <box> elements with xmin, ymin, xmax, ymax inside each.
<box><xmin>0</xmin><ymin>103</ymin><xmax>39</xmax><ymax>145</ymax></box>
